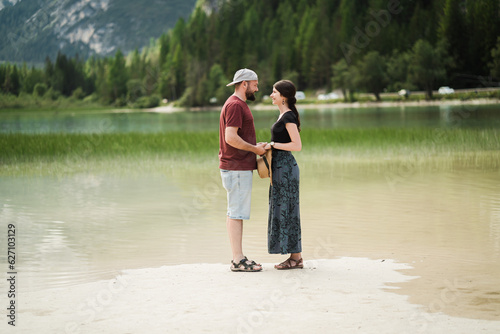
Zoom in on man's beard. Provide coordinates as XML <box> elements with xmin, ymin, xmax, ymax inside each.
<box><xmin>245</xmin><ymin>88</ymin><xmax>256</xmax><ymax>101</ymax></box>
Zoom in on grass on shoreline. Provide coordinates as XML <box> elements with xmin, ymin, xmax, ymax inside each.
<box><xmin>1</xmin><ymin>128</ymin><xmax>499</xmax><ymax>175</ymax></box>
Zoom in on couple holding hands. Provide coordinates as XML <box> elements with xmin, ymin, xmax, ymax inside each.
<box><xmin>219</xmin><ymin>68</ymin><xmax>303</xmax><ymax>272</ymax></box>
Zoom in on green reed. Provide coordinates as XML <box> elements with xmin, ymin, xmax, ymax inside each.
<box><xmin>1</xmin><ymin>128</ymin><xmax>499</xmax><ymax>174</ymax></box>
<box><xmin>299</xmin><ymin>128</ymin><xmax>500</xmax><ymax>153</ymax></box>
<box><xmin>2</xmin><ymin>128</ymin><xmax>499</xmax><ymax>161</ymax></box>
<box><xmin>0</xmin><ymin>132</ymin><xmax>217</xmax><ymax>162</ymax></box>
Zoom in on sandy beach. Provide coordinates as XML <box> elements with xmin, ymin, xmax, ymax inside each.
<box><xmin>13</xmin><ymin>257</ymin><xmax>500</xmax><ymax>334</ymax></box>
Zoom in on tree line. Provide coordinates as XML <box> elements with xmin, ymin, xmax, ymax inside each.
<box><xmin>1</xmin><ymin>0</ymin><xmax>499</xmax><ymax>107</ymax></box>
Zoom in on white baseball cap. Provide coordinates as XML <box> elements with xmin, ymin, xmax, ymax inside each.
<box><xmin>226</xmin><ymin>68</ymin><xmax>258</xmax><ymax>86</ymax></box>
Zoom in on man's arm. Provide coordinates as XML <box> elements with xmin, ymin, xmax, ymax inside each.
<box><xmin>225</xmin><ymin>127</ymin><xmax>266</xmax><ymax>155</ymax></box>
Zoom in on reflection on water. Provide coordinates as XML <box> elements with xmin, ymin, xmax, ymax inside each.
<box><xmin>1</xmin><ymin>103</ymin><xmax>500</xmax><ymax>134</ymax></box>
<box><xmin>1</xmin><ymin>158</ymin><xmax>499</xmax><ymax>319</ymax></box>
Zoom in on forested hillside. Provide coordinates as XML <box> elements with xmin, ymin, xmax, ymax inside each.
<box><xmin>1</xmin><ymin>0</ymin><xmax>499</xmax><ymax>107</ymax></box>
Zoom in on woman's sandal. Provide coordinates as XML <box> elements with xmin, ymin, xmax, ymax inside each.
<box><xmin>275</xmin><ymin>257</ymin><xmax>303</xmax><ymax>270</ymax></box>
<box><xmin>230</xmin><ymin>256</ymin><xmax>262</xmax><ymax>272</ymax></box>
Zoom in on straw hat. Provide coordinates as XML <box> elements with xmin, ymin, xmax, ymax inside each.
<box><xmin>256</xmin><ymin>150</ymin><xmax>272</xmax><ymax>181</ymax></box>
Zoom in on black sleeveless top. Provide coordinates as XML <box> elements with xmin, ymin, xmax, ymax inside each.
<box><xmin>271</xmin><ymin>111</ymin><xmax>298</xmax><ymax>151</ymax></box>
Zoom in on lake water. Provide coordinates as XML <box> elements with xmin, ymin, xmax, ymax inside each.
<box><xmin>2</xmin><ymin>103</ymin><xmax>500</xmax><ymax>134</ymax></box>
<box><xmin>1</xmin><ymin>103</ymin><xmax>500</xmax><ymax>320</ymax></box>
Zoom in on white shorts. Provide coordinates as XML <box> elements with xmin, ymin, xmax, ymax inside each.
<box><xmin>220</xmin><ymin>170</ymin><xmax>253</xmax><ymax>220</ymax></box>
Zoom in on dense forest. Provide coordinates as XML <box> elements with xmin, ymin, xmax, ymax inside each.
<box><xmin>1</xmin><ymin>0</ymin><xmax>500</xmax><ymax>107</ymax></box>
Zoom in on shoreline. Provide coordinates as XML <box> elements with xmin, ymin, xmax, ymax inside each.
<box><xmin>17</xmin><ymin>258</ymin><xmax>500</xmax><ymax>333</ymax></box>
<box><xmin>148</xmin><ymin>98</ymin><xmax>500</xmax><ymax>113</ymax></box>
<box><xmin>0</xmin><ymin>98</ymin><xmax>498</xmax><ymax>114</ymax></box>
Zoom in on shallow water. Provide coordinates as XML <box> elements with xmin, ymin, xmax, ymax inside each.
<box><xmin>1</xmin><ymin>103</ymin><xmax>500</xmax><ymax>134</ymax></box>
<box><xmin>1</xmin><ymin>158</ymin><xmax>499</xmax><ymax>319</ymax></box>
<box><xmin>1</xmin><ymin>103</ymin><xmax>500</xmax><ymax>320</ymax></box>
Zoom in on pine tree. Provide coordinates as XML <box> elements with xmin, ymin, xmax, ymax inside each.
<box><xmin>3</xmin><ymin>65</ymin><xmax>21</xmax><ymax>96</ymax></box>
<box><xmin>0</xmin><ymin>65</ymin><xmax>6</xmax><ymax>94</ymax></box>
<box><xmin>466</xmin><ymin>0</ymin><xmax>500</xmax><ymax>75</ymax></box>
<box><xmin>339</xmin><ymin>0</ymin><xmax>357</xmax><ymax>43</ymax></box>
<box><xmin>159</xmin><ymin>33</ymin><xmax>170</xmax><ymax>66</ymax></box>
<box><xmin>439</xmin><ymin>0</ymin><xmax>467</xmax><ymax>69</ymax></box>
<box><xmin>22</xmin><ymin>65</ymin><xmax>44</xmax><ymax>94</ymax></box>
<box><xmin>108</xmin><ymin>50</ymin><xmax>128</xmax><ymax>101</ymax></box>
<box><xmin>489</xmin><ymin>37</ymin><xmax>500</xmax><ymax>80</ymax></box>
<box><xmin>129</xmin><ymin>49</ymin><xmax>142</xmax><ymax>80</ymax></box>
<box><xmin>44</xmin><ymin>57</ymin><xmax>55</xmax><ymax>90</ymax></box>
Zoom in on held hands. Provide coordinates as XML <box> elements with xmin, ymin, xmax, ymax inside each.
<box><xmin>254</xmin><ymin>142</ymin><xmax>267</xmax><ymax>156</ymax></box>
<box><xmin>264</xmin><ymin>143</ymin><xmax>271</xmax><ymax>150</ymax></box>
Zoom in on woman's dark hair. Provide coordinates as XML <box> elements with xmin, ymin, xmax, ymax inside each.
<box><xmin>274</xmin><ymin>80</ymin><xmax>301</xmax><ymax>132</ymax></box>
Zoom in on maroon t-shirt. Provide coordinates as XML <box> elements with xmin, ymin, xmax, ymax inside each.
<box><xmin>219</xmin><ymin>95</ymin><xmax>257</xmax><ymax>170</ymax></box>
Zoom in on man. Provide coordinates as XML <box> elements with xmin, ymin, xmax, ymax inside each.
<box><xmin>219</xmin><ymin>68</ymin><xmax>266</xmax><ymax>272</ymax></box>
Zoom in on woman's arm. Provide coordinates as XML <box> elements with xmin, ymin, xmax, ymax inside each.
<box><xmin>264</xmin><ymin>123</ymin><xmax>302</xmax><ymax>152</ymax></box>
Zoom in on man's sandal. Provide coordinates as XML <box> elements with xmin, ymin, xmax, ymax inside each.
<box><xmin>274</xmin><ymin>257</ymin><xmax>303</xmax><ymax>270</ymax></box>
<box><xmin>230</xmin><ymin>257</ymin><xmax>262</xmax><ymax>272</ymax></box>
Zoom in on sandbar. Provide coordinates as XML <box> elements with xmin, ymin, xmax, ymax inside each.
<box><xmin>15</xmin><ymin>257</ymin><xmax>500</xmax><ymax>333</ymax></box>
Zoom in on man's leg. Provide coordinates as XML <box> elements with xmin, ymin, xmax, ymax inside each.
<box><xmin>227</xmin><ymin>217</ymin><xmax>244</xmax><ymax>262</ymax></box>
<box><xmin>227</xmin><ymin>218</ymin><xmax>261</xmax><ymax>270</ymax></box>
<box><xmin>221</xmin><ymin>170</ymin><xmax>261</xmax><ymax>270</ymax></box>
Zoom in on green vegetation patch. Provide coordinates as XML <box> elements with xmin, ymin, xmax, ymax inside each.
<box><xmin>301</xmin><ymin>127</ymin><xmax>500</xmax><ymax>153</ymax></box>
<box><xmin>2</xmin><ymin>128</ymin><xmax>499</xmax><ymax>173</ymax></box>
<box><xmin>298</xmin><ymin>128</ymin><xmax>500</xmax><ymax>171</ymax></box>
<box><xmin>0</xmin><ymin>132</ymin><xmax>218</xmax><ymax>164</ymax></box>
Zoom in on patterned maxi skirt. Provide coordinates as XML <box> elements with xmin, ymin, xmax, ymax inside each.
<box><xmin>268</xmin><ymin>150</ymin><xmax>302</xmax><ymax>254</ymax></box>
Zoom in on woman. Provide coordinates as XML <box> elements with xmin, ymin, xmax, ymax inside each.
<box><xmin>264</xmin><ymin>80</ymin><xmax>303</xmax><ymax>270</ymax></box>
